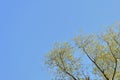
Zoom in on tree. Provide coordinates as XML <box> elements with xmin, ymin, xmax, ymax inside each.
<box><xmin>45</xmin><ymin>25</ymin><xmax>120</xmax><ymax>80</ymax></box>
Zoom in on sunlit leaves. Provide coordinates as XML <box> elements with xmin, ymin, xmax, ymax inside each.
<box><xmin>45</xmin><ymin>25</ymin><xmax>120</xmax><ymax>80</ymax></box>
<box><xmin>45</xmin><ymin>42</ymin><xmax>81</xmax><ymax>80</ymax></box>
<box><xmin>74</xmin><ymin>26</ymin><xmax>120</xmax><ymax>80</ymax></box>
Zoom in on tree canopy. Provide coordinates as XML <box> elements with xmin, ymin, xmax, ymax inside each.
<box><xmin>45</xmin><ymin>25</ymin><xmax>120</xmax><ymax>80</ymax></box>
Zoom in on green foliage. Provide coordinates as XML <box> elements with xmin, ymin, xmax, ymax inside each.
<box><xmin>45</xmin><ymin>42</ymin><xmax>81</xmax><ymax>80</ymax></box>
<box><xmin>45</xmin><ymin>25</ymin><xmax>120</xmax><ymax>80</ymax></box>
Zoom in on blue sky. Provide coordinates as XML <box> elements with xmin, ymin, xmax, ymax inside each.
<box><xmin>1</xmin><ymin>0</ymin><xmax>120</xmax><ymax>80</ymax></box>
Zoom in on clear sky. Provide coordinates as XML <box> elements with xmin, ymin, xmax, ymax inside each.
<box><xmin>1</xmin><ymin>0</ymin><xmax>120</xmax><ymax>80</ymax></box>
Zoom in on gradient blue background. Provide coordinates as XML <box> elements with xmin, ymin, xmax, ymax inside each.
<box><xmin>1</xmin><ymin>0</ymin><xmax>120</xmax><ymax>80</ymax></box>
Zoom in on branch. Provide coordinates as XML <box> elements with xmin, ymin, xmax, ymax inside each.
<box><xmin>106</xmin><ymin>41</ymin><xmax>118</xmax><ymax>80</ymax></box>
<box><xmin>58</xmin><ymin>51</ymin><xmax>77</xmax><ymax>80</ymax></box>
<box><xmin>81</xmin><ymin>70</ymin><xmax>90</xmax><ymax>80</ymax></box>
<box><xmin>82</xmin><ymin>48</ymin><xmax>109</xmax><ymax>80</ymax></box>
<box><xmin>56</xmin><ymin>63</ymin><xmax>77</xmax><ymax>80</ymax></box>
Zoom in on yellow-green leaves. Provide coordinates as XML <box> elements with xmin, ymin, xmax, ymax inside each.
<box><xmin>45</xmin><ymin>42</ymin><xmax>81</xmax><ymax>79</ymax></box>
<box><xmin>45</xmin><ymin>25</ymin><xmax>120</xmax><ymax>80</ymax></box>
